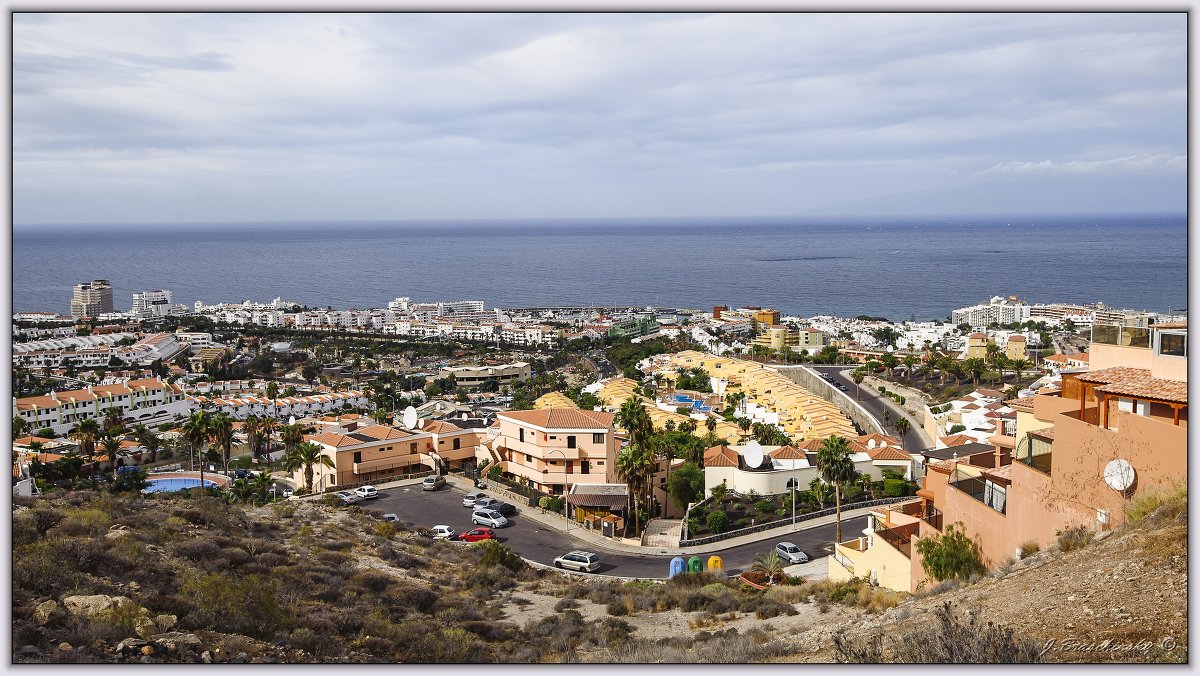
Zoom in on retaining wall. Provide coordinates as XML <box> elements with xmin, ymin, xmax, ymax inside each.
<box><xmin>771</xmin><ymin>365</ymin><xmax>884</xmax><ymax>436</ymax></box>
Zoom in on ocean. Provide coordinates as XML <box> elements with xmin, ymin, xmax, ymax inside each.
<box><xmin>11</xmin><ymin>214</ymin><xmax>1187</xmax><ymax>321</ymax></box>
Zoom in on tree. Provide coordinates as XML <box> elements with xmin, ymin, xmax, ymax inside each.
<box><xmin>817</xmin><ymin>435</ymin><xmax>858</xmax><ymax>545</ymax></box>
<box><xmin>615</xmin><ymin>442</ymin><xmax>653</xmax><ymax>535</ymax></box>
<box><xmin>265</xmin><ymin>381</ymin><xmax>280</xmax><ymax>418</ymax></box>
<box><xmin>111</xmin><ymin>466</ymin><xmax>149</xmax><ymax>493</ymax></box>
<box><xmin>1010</xmin><ymin>358</ymin><xmax>1032</xmax><ymax>384</ymax></box>
<box><xmin>901</xmin><ymin>354</ymin><xmax>919</xmax><ymax>380</ymax></box>
<box><xmin>301</xmin><ymin>363</ymin><xmax>321</xmax><ymax>386</ymax></box>
<box><xmin>70</xmin><ymin>418</ymin><xmax>101</xmax><ymax>464</ymax></box>
<box><xmin>667</xmin><ymin>462</ymin><xmax>705</xmax><ymax>510</ymax></box>
<box><xmin>13</xmin><ymin>415</ymin><xmax>30</xmax><ymax>439</ymax></box>
<box><xmin>257</xmin><ymin>417</ymin><xmax>279</xmax><ymax>461</ymax></box>
<box><xmin>182</xmin><ymin>411</ymin><xmax>210</xmax><ymax>488</ymax></box>
<box><xmin>735</xmin><ymin>416</ymin><xmax>752</xmax><ymax>440</ymax></box>
<box><xmin>208</xmin><ymin>413</ymin><xmax>235</xmax><ymax>470</ymax></box>
<box><xmin>705</xmin><ymin>417</ymin><xmax>717</xmax><ymax>434</ymax></box>
<box><xmin>142</xmin><ymin>431</ymin><xmax>163</xmax><ymax>464</ymax></box>
<box><xmin>914</xmin><ymin>523</ymin><xmax>986</xmax><ymax>582</ymax></box>
<box><xmin>279</xmin><ymin>422</ymin><xmax>308</xmax><ymax>456</ymax></box>
<box><xmin>962</xmin><ymin>358</ymin><xmax>986</xmax><ymax>388</ymax></box>
<box><xmin>894</xmin><ymin>416</ymin><xmax>911</xmax><ymax>440</ymax></box>
<box><xmin>851</xmin><ymin>370</ymin><xmax>865</xmax><ymax>401</ymax></box>
<box><xmin>102</xmin><ymin>406</ymin><xmax>125</xmax><ymax>435</ymax></box>
<box><xmin>748</xmin><ymin>549</ymin><xmax>786</xmax><ymax>585</ymax></box>
<box><xmin>283</xmin><ymin>441</ymin><xmax>334</xmax><ymax>493</ymax></box>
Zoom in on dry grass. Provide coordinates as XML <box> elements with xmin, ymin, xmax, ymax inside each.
<box><xmin>789</xmin><ymin>579</ymin><xmax>906</xmax><ymax>614</ymax></box>
<box><xmin>1125</xmin><ymin>483</ymin><xmax>1187</xmax><ymax>524</ymax></box>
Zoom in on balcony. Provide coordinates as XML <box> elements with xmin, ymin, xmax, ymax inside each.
<box><xmin>875</xmin><ymin>522</ymin><xmax>918</xmax><ymax>559</ymax></box>
<box><xmin>949</xmin><ymin>473</ymin><xmax>1007</xmax><ymax>514</ymax></box>
<box><xmin>1091</xmin><ymin>324</ymin><xmax>1149</xmax><ymax>349</ymax></box>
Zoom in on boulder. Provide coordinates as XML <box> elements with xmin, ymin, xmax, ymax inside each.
<box><xmin>134</xmin><ymin>615</ymin><xmax>159</xmax><ymax>640</ymax></box>
<box><xmin>34</xmin><ymin>600</ymin><xmax>64</xmax><ymax>626</ymax></box>
<box><xmin>62</xmin><ymin>595</ymin><xmax>140</xmax><ymax>620</ymax></box>
<box><xmin>57</xmin><ymin>642</ymin><xmax>74</xmax><ymax>652</ymax></box>
<box><xmin>114</xmin><ymin>638</ymin><xmax>149</xmax><ymax>656</ymax></box>
<box><xmin>152</xmin><ymin>632</ymin><xmax>202</xmax><ymax>653</ymax></box>
<box><xmin>17</xmin><ymin>645</ymin><xmax>42</xmax><ymax>659</ymax></box>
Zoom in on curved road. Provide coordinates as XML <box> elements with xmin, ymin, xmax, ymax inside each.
<box><xmin>364</xmin><ymin>484</ymin><xmax>868</xmax><ymax>579</ymax></box>
<box><xmin>809</xmin><ymin>365</ymin><xmax>929</xmax><ymax>451</ymax></box>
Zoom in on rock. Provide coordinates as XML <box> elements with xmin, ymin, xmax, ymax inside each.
<box><xmin>151</xmin><ymin>632</ymin><xmax>201</xmax><ymax>653</ymax></box>
<box><xmin>134</xmin><ymin>614</ymin><xmax>159</xmax><ymax>640</ymax></box>
<box><xmin>57</xmin><ymin>642</ymin><xmax>73</xmax><ymax>651</ymax></box>
<box><xmin>17</xmin><ymin>645</ymin><xmax>43</xmax><ymax>658</ymax></box>
<box><xmin>62</xmin><ymin>595</ymin><xmax>140</xmax><ymax>620</ymax></box>
<box><xmin>115</xmin><ymin>638</ymin><xmax>149</xmax><ymax>656</ymax></box>
<box><xmin>140</xmin><ymin>645</ymin><xmax>156</xmax><ymax>656</ymax></box>
<box><xmin>128</xmin><ymin>581</ymin><xmax>141</xmax><ymax>591</ymax></box>
<box><xmin>35</xmin><ymin>600</ymin><xmax>64</xmax><ymax>626</ymax></box>
<box><xmin>201</xmin><ymin>651</ymin><xmax>213</xmax><ymax>664</ymax></box>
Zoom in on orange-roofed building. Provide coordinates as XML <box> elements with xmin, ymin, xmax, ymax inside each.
<box><xmin>484</xmin><ymin>408</ymin><xmax>620</xmax><ymax>496</ymax></box>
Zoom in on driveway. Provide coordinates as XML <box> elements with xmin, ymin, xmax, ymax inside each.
<box><xmin>355</xmin><ymin>483</ymin><xmax>868</xmax><ymax>579</ymax></box>
<box><xmin>809</xmin><ymin>365</ymin><xmax>929</xmax><ymax>451</ymax></box>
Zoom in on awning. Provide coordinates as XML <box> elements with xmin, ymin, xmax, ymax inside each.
<box><xmin>566</xmin><ymin>493</ymin><xmax>628</xmax><ymax>510</ymax></box>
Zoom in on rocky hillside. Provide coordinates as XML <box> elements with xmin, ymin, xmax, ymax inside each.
<box><xmin>11</xmin><ymin>488</ymin><xmax>1186</xmax><ymax>664</ymax></box>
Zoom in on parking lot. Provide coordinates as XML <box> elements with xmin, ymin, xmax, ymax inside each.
<box><xmin>352</xmin><ymin>482</ymin><xmax>863</xmax><ymax>580</ymax></box>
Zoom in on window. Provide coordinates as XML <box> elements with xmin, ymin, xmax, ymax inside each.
<box><xmin>519</xmin><ymin>428</ymin><xmax>525</xmax><ymax>443</ymax></box>
<box><xmin>593</xmin><ymin>433</ymin><xmax>604</xmax><ymax>444</ymax></box>
<box><xmin>1160</xmin><ymin>333</ymin><xmax>1186</xmax><ymax>357</ymax></box>
<box><xmin>549</xmin><ymin>435</ymin><xmax>557</xmax><ymax>440</ymax></box>
<box><xmin>567</xmin><ymin>435</ymin><xmax>576</xmax><ymax>449</ymax></box>
<box><xmin>581</xmin><ymin>460</ymin><xmax>590</xmax><ymax>474</ymax></box>
<box><xmin>453</xmin><ymin>438</ymin><xmax>461</xmax><ymax>450</ymax></box>
<box><xmin>410</xmin><ymin>442</ymin><xmax>417</xmax><ymax>452</ymax></box>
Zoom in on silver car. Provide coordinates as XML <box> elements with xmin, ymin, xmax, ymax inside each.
<box><xmin>463</xmin><ymin>492</ymin><xmax>486</xmax><ymax>507</ymax></box>
<box><xmin>775</xmin><ymin>542</ymin><xmax>809</xmax><ymax>564</ymax></box>
<box><xmin>473</xmin><ymin>497</ymin><xmax>501</xmax><ymax>511</ymax></box>
<box><xmin>471</xmin><ymin>509</ymin><xmax>509</xmax><ymax>528</ymax></box>
<box><xmin>554</xmin><ymin>551</ymin><xmax>600</xmax><ymax>572</ymax></box>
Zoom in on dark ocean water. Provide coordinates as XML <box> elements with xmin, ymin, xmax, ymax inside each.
<box><xmin>11</xmin><ymin>214</ymin><xmax>1187</xmax><ymax>320</ymax></box>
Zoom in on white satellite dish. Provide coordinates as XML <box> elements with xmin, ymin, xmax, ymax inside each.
<box><xmin>743</xmin><ymin>440</ymin><xmax>764</xmax><ymax>469</ymax></box>
<box><xmin>401</xmin><ymin>406</ymin><xmax>418</xmax><ymax>429</ymax></box>
<box><xmin>288</xmin><ymin>415</ymin><xmax>296</xmax><ymax>425</ymax></box>
<box><xmin>867</xmin><ymin>439</ymin><xmax>877</xmax><ymax>449</ymax></box>
<box><xmin>1103</xmin><ymin>459</ymin><xmax>1136</xmax><ymax>491</ymax></box>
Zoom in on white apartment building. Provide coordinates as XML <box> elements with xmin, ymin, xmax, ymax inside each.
<box><xmin>174</xmin><ymin>331</ymin><xmax>217</xmax><ymax>349</ymax></box>
<box><xmin>190</xmin><ymin>390</ymin><xmax>368</xmax><ymax>419</ymax></box>
<box><xmin>14</xmin><ymin>377</ymin><xmax>191</xmax><ymax>435</ymax></box>
<box><xmin>132</xmin><ymin>289</ymin><xmax>187</xmax><ymax>318</ymax></box>
<box><xmin>439</xmin><ymin>361</ymin><xmax>531</xmax><ymax>387</ymax></box>
<box><xmin>388</xmin><ymin>297</ymin><xmax>412</xmax><ymax>312</ymax></box>
<box><xmin>951</xmin><ymin>296</ymin><xmax>1031</xmax><ymax>329</ymax></box>
<box><xmin>71</xmin><ymin>280</ymin><xmax>114</xmax><ymax>319</ymax></box>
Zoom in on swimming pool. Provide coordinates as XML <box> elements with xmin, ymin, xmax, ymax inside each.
<box><xmin>142</xmin><ymin>477</ymin><xmax>219</xmax><ymax>493</ymax></box>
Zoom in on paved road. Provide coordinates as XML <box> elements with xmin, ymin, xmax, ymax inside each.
<box><xmin>810</xmin><ymin>365</ymin><xmax>928</xmax><ymax>451</ymax></box>
<box><xmin>358</xmin><ymin>484</ymin><xmax>867</xmax><ymax>579</ymax></box>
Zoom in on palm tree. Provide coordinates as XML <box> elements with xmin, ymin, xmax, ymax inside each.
<box><xmin>208</xmin><ymin>413</ymin><xmax>235</xmax><ymax>470</ymax></box>
<box><xmin>279</xmin><ymin>422</ymin><xmax>309</xmax><ymax>456</ymax></box>
<box><xmin>227</xmin><ymin>477</ymin><xmax>256</xmax><ymax>503</ymax></box>
<box><xmin>142</xmin><ymin>431</ymin><xmax>162</xmax><ymax>464</ymax></box>
<box><xmin>12</xmin><ymin>416</ymin><xmax>29</xmax><ymax>440</ymax></box>
<box><xmin>265</xmin><ymin>380</ymin><xmax>280</xmax><ymax>418</ymax></box>
<box><xmin>615</xmin><ymin>442</ymin><xmax>653</xmax><ymax>535</ymax></box>
<box><xmin>100</xmin><ymin>435</ymin><xmax>122</xmax><ymax>471</ymax></box>
<box><xmin>1010</xmin><ymin>358</ymin><xmax>1033</xmax><ymax>385</ymax></box>
<box><xmin>748</xmin><ymin>549</ymin><xmax>786</xmax><ymax>585</ymax></box>
<box><xmin>70</xmin><ymin>418</ymin><xmax>101</xmax><ymax>464</ymax></box>
<box><xmin>808</xmin><ymin>477</ymin><xmax>829</xmax><ymax>509</ymax></box>
<box><xmin>705</xmin><ymin>417</ymin><xmax>717</xmax><ymax>434</ymax></box>
<box><xmin>894</xmin><ymin>416</ymin><xmax>911</xmax><ymax>440</ymax></box>
<box><xmin>963</xmin><ymin>358</ymin><xmax>987</xmax><ymax>388</ymax></box>
<box><xmin>735</xmin><ymin>417</ymin><xmax>752</xmax><ymax>441</ymax></box>
<box><xmin>182</xmin><ymin>411</ymin><xmax>210</xmax><ymax>487</ymax></box>
<box><xmin>250</xmin><ymin>470</ymin><xmax>277</xmax><ymax>503</ymax></box>
<box><xmin>817</xmin><ymin>435</ymin><xmax>858</xmax><ymax>545</ymax></box>
<box><xmin>283</xmin><ymin>441</ymin><xmax>334</xmax><ymax>493</ymax></box>
<box><xmin>851</xmin><ymin>370</ymin><xmax>865</xmax><ymax>401</ymax></box>
<box><xmin>901</xmin><ymin>355</ymin><xmax>918</xmax><ymax>380</ymax></box>
<box><xmin>257</xmin><ymin>417</ymin><xmax>279</xmax><ymax>461</ymax></box>
<box><xmin>243</xmin><ymin>414</ymin><xmax>262</xmax><ymax>457</ymax></box>
<box><xmin>102</xmin><ymin>406</ymin><xmax>125</xmax><ymax>435</ymax></box>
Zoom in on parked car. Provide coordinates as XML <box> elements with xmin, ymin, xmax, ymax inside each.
<box><xmin>775</xmin><ymin>541</ymin><xmax>809</xmax><ymax>564</ymax></box>
<box><xmin>456</xmin><ymin>527</ymin><xmax>496</xmax><ymax>543</ymax></box>
<box><xmin>233</xmin><ymin>468</ymin><xmax>255</xmax><ymax>479</ymax></box>
<box><xmin>354</xmin><ymin>485</ymin><xmax>379</xmax><ymax>499</ymax></box>
<box><xmin>491</xmin><ymin>501</ymin><xmax>517</xmax><ymax>517</ymax></box>
<box><xmin>430</xmin><ymin>525</ymin><xmax>456</xmax><ymax>540</ymax></box>
<box><xmin>463</xmin><ymin>492</ymin><xmax>486</xmax><ymax>507</ymax></box>
<box><xmin>422</xmin><ymin>475</ymin><xmax>446</xmax><ymax>491</ymax></box>
<box><xmin>553</xmin><ymin>551</ymin><xmax>601</xmax><ymax>572</ymax></box>
<box><xmin>334</xmin><ymin>491</ymin><xmax>359</xmax><ymax>505</ymax></box>
<box><xmin>382</xmin><ymin>513</ymin><xmax>400</xmax><ymax>523</ymax></box>
<box><xmin>471</xmin><ymin>509</ymin><xmax>509</xmax><ymax>528</ymax></box>
<box><xmin>473</xmin><ymin>497</ymin><xmax>501</xmax><ymax>511</ymax></box>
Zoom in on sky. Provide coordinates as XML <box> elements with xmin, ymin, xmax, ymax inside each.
<box><xmin>12</xmin><ymin>12</ymin><xmax>1187</xmax><ymax>225</ymax></box>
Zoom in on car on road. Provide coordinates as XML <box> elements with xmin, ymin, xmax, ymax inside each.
<box><xmin>490</xmin><ymin>501</ymin><xmax>518</xmax><ymax>517</ymax></box>
<box><xmin>471</xmin><ymin>509</ymin><xmax>509</xmax><ymax>528</ymax></box>
<box><xmin>422</xmin><ymin>475</ymin><xmax>446</xmax><ymax>491</ymax></box>
<box><xmin>233</xmin><ymin>468</ymin><xmax>255</xmax><ymax>479</ymax></box>
<box><xmin>553</xmin><ymin>551</ymin><xmax>600</xmax><ymax>572</ymax></box>
<box><xmin>473</xmin><ymin>497</ymin><xmax>502</xmax><ymax>511</ymax></box>
<box><xmin>463</xmin><ymin>492</ymin><xmax>486</xmax><ymax>507</ymax></box>
<box><xmin>836</xmin><ymin>384</ymin><xmax>848</xmax><ymax>391</ymax></box>
<box><xmin>430</xmin><ymin>525</ymin><xmax>456</xmax><ymax>540</ymax></box>
<box><xmin>456</xmin><ymin>527</ymin><xmax>496</xmax><ymax>543</ymax></box>
<box><xmin>353</xmin><ymin>485</ymin><xmax>379</xmax><ymax>499</ymax></box>
<box><xmin>381</xmin><ymin>513</ymin><xmax>400</xmax><ymax>523</ymax></box>
<box><xmin>334</xmin><ymin>491</ymin><xmax>359</xmax><ymax>505</ymax></box>
<box><xmin>775</xmin><ymin>542</ymin><xmax>809</xmax><ymax>564</ymax></box>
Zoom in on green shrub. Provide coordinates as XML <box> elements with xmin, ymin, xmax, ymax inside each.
<box><xmin>754</xmin><ymin>499</ymin><xmax>773</xmax><ymax>513</ymax></box>
<box><xmin>606</xmin><ymin>598</ymin><xmax>629</xmax><ymax>616</ymax></box>
<box><xmin>914</xmin><ymin>523</ymin><xmax>986</xmax><ymax>582</ymax></box>
<box><xmin>477</xmin><ymin>540</ymin><xmax>524</xmax><ymax>572</ymax></box>
<box><xmin>948</xmin><ymin>424</ymin><xmax>966</xmax><ymax>434</ymax></box>
<box><xmin>882</xmin><ymin>479</ymin><xmax>908</xmax><ymax>497</ymax></box>
<box><xmin>706</xmin><ymin>511</ymin><xmax>728</xmax><ymax>534</ymax></box>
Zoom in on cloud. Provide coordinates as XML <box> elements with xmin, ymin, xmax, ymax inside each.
<box><xmin>11</xmin><ymin>12</ymin><xmax>1187</xmax><ymax>223</ymax></box>
<box><xmin>979</xmin><ymin>153</ymin><xmax>1186</xmax><ymax>176</ymax></box>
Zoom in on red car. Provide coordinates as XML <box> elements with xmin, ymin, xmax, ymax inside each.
<box><xmin>457</xmin><ymin>527</ymin><xmax>496</xmax><ymax>543</ymax></box>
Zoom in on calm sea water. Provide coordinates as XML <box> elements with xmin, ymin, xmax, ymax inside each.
<box><xmin>12</xmin><ymin>214</ymin><xmax>1187</xmax><ymax>321</ymax></box>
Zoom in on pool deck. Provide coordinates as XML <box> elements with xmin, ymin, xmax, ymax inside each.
<box><xmin>146</xmin><ymin>471</ymin><xmax>231</xmax><ymax>487</ymax></box>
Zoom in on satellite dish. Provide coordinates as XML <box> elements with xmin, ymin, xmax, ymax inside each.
<box><xmin>288</xmin><ymin>415</ymin><xmax>295</xmax><ymax>425</ymax></box>
<box><xmin>867</xmin><ymin>439</ymin><xmax>877</xmax><ymax>449</ymax></box>
<box><xmin>743</xmin><ymin>440</ymin><xmax>764</xmax><ymax>469</ymax></box>
<box><xmin>1103</xmin><ymin>459</ymin><xmax>1136</xmax><ymax>492</ymax></box>
<box><xmin>401</xmin><ymin>406</ymin><xmax>418</xmax><ymax>429</ymax></box>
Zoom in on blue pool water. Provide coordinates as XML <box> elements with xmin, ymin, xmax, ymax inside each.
<box><xmin>142</xmin><ymin>477</ymin><xmax>219</xmax><ymax>493</ymax></box>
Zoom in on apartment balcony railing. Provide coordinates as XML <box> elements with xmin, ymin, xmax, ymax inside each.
<box><xmin>922</xmin><ymin>504</ymin><xmax>944</xmax><ymax>531</ymax></box>
<box><xmin>949</xmin><ymin>473</ymin><xmax>1007</xmax><ymax>515</ymax></box>
<box><xmin>1091</xmin><ymin>324</ymin><xmax>1150</xmax><ymax>349</ymax></box>
<box><xmin>875</xmin><ymin>523</ymin><xmax>918</xmax><ymax>559</ymax></box>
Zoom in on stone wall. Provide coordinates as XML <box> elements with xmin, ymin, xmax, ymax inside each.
<box><xmin>771</xmin><ymin>365</ymin><xmax>885</xmax><ymax>436</ymax></box>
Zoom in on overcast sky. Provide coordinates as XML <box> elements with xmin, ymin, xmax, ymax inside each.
<box><xmin>12</xmin><ymin>12</ymin><xmax>1186</xmax><ymax>224</ymax></box>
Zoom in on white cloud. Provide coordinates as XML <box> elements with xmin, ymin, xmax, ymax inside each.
<box><xmin>979</xmin><ymin>153</ymin><xmax>1186</xmax><ymax>176</ymax></box>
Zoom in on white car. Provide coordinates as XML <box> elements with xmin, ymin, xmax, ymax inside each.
<box><xmin>430</xmin><ymin>525</ymin><xmax>456</xmax><ymax>540</ymax></box>
<box><xmin>473</xmin><ymin>497</ymin><xmax>501</xmax><ymax>511</ymax></box>
<box><xmin>463</xmin><ymin>492</ymin><xmax>486</xmax><ymax>507</ymax></box>
<box><xmin>382</xmin><ymin>513</ymin><xmax>400</xmax><ymax>523</ymax></box>
<box><xmin>471</xmin><ymin>509</ymin><xmax>509</xmax><ymax>528</ymax></box>
<box><xmin>554</xmin><ymin>551</ymin><xmax>600</xmax><ymax>572</ymax></box>
<box><xmin>775</xmin><ymin>542</ymin><xmax>809</xmax><ymax>564</ymax></box>
<box><xmin>334</xmin><ymin>491</ymin><xmax>359</xmax><ymax>505</ymax></box>
<box><xmin>353</xmin><ymin>485</ymin><xmax>379</xmax><ymax>499</ymax></box>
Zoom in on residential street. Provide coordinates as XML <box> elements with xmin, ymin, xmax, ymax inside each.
<box><xmin>809</xmin><ymin>365</ymin><xmax>929</xmax><ymax>451</ymax></box>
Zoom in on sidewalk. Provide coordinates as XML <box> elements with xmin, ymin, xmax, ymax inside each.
<box><xmin>446</xmin><ymin>474</ymin><xmax>889</xmax><ymax>557</ymax></box>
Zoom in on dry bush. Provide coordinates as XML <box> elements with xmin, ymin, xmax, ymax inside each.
<box><xmin>1055</xmin><ymin>526</ymin><xmax>1093</xmax><ymax>553</ymax></box>
<box><xmin>57</xmin><ymin>508</ymin><xmax>111</xmax><ymax>537</ymax></box>
<box><xmin>1018</xmin><ymin>541</ymin><xmax>1040</xmax><ymax>558</ymax></box>
<box><xmin>599</xmin><ymin>628</ymin><xmax>791</xmax><ymax>663</ymax></box>
<box><xmin>1125</xmin><ymin>483</ymin><xmax>1187</xmax><ymax>524</ymax></box>
<box><xmin>834</xmin><ymin>601</ymin><xmax>1041</xmax><ymax>663</ymax></box>
<box><xmin>765</xmin><ymin>585</ymin><xmax>809</xmax><ymax>604</ymax></box>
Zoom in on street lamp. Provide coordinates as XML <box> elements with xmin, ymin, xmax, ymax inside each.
<box><xmin>546</xmin><ymin>448</ymin><xmax>570</xmax><ymax>532</ymax></box>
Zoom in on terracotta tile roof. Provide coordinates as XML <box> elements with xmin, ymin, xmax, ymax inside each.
<box><xmin>422</xmin><ymin>420</ymin><xmax>463</xmax><ymax>434</ymax></box>
<box><xmin>1006</xmin><ymin>397</ymin><xmax>1035</xmax><ymax>411</ymax></box>
<box><xmin>704</xmin><ymin>444</ymin><xmax>739</xmax><ymax>467</ymax></box>
<box><xmin>969</xmin><ymin>332</ymin><xmax>987</xmax><ymax>339</ymax></box>
<box><xmin>928</xmin><ymin>459</ymin><xmax>956</xmax><ymax>472</ymax></box>
<box><xmin>1029</xmin><ymin>426</ymin><xmax>1056</xmax><ymax>440</ymax></box>
<box><xmin>984</xmin><ymin>465</ymin><xmax>1012</xmax><ymax>481</ymax></box>
<box><xmin>939</xmin><ymin>434</ymin><xmax>976</xmax><ymax>447</ymax></box>
<box><xmin>1153</xmin><ymin>321</ymin><xmax>1188</xmax><ymax>329</ymax></box>
<box><xmin>869</xmin><ymin>447</ymin><xmax>912</xmax><ymax>461</ymax></box>
<box><xmin>1096</xmin><ymin>378</ymin><xmax>1188</xmax><ymax>405</ymax></box>
<box><xmin>1070</xmin><ymin>352</ymin><xmax>1089</xmax><ymax>362</ymax></box>
<box><xmin>1044</xmin><ymin>354</ymin><xmax>1069</xmax><ymax>363</ymax></box>
<box><xmin>1007</xmin><ymin>335</ymin><xmax>1025</xmax><ymax>341</ymax></box>
<box><xmin>975</xmin><ymin>388</ymin><xmax>1005</xmax><ymax>398</ymax></box>
<box><xmin>13</xmin><ymin>436</ymin><xmax>55</xmax><ymax>445</ymax></box>
<box><xmin>1075</xmin><ymin>366</ymin><xmax>1152</xmax><ymax>385</ymax></box>
<box><xmin>15</xmin><ymin>396</ymin><xmax>59</xmax><ymax>411</ymax></box>
<box><xmin>500</xmin><ymin>409</ymin><xmax>616</xmax><ymax>430</ymax></box>
<box><xmin>961</xmin><ymin>403</ymin><xmax>979</xmax><ymax>411</ymax></box>
<box><xmin>307</xmin><ymin>432</ymin><xmax>359</xmax><ymax>448</ymax></box>
<box><xmin>769</xmin><ymin>445</ymin><xmax>806</xmax><ymax>460</ymax></box>
<box><xmin>357</xmin><ymin>424</ymin><xmax>412</xmax><ymax>440</ymax></box>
